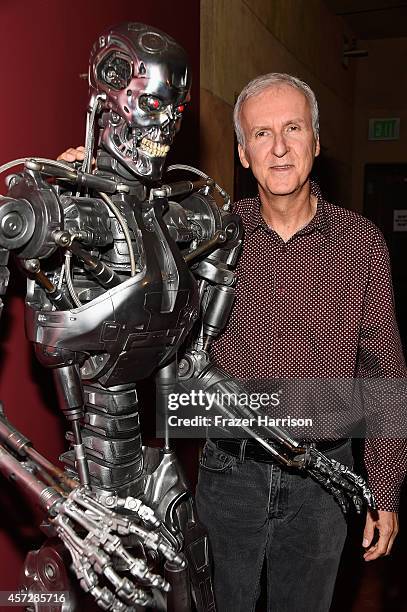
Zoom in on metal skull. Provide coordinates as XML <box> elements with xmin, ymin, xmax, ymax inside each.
<box><xmin>89</xmin><ymin>22</ymin><xmax>191</xmax><ymax>181</ymax></box>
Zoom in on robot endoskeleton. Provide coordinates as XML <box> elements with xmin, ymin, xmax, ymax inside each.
<box><xmin>0</xmin><ymin>22</ymin><xmax>375</xmax><ymax>612</ymax></box>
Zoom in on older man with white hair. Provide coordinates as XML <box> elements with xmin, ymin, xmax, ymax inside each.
<box><xmin>195</xmin><ymin>73</ymin><xmax>406</xmax><ymax>612</ymax></box>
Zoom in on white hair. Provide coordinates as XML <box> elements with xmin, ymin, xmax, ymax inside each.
<box><xmin>234</xmin><ymin>73</ymin><xmax>320</xmax><ymax>146</ymax></box>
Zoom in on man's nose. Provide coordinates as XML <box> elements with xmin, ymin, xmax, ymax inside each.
<box><xmin>271</xmin><ymin>132</ymin><xmax>288</xmax><ymax>157</ymax></box>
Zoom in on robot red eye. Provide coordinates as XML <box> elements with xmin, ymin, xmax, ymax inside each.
<box><xmin>177</xmin><ymin>104</ymin><xmax>185</xmax><ymax>113</ymax></box>
<box><xmin>139</xmin><ymin>94</ymin><xmax>163</xmax><ymax>112</ymax></box>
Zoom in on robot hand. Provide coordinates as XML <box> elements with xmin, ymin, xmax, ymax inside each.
<box><xmin>53</xmin><ymin>486</ymin><xmax>185</xmax><ymax>611</ymax></box>
<box><xmin>0</xmin><ymin>413</ymin><xmax>185</xmax><ymax>611</ymax></box>
<box><xmin>290</xmin><ymin>445</ymin><xmax>376</xmax><ymax>514</ymax></box>
<box><xmin>241</xmin><ymin>427</ymin><xmax>376</xmax><ymax>516</ymax></box>
<box><xmin>232</xmin><ymin>429</ymin><xmax>376</xmax><ymax>514</ymax></box>
<box><xmin>230</xmin><ymin>429</ymin><xmax>375</xmax><ymax>514</ymax></box>
<box><xmin>239</xmin><ymin>429</ymin><xmax>376</xmax><ymax>516</ymax></box>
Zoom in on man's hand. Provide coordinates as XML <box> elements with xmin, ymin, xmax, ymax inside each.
<box><xmin>57</xmin><ymin>146</ymin><xmax>86</xmax><ymax>163</ymax></box>
<box><xmin>362</xmin><ymin>509</ymin><xmax>399</xmax><ymax>561</ymax></box>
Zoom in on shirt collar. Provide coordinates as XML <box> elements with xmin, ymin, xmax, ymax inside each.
<box><xmin>245</xmin><ymin>197</ymin><xmax>265</xmax><ymax>235</ymax></box>
<box><xmin>245</xmin><ymin>180</ymin><xmax>330</xmax><ymax>238</ymax></box>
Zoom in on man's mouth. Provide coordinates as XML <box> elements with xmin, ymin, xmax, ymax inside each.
<box><xmin>139</xmin><ymin>137</ymin><xmax>170</xmax><ymax>158</ymax></box>
<box><xmin>270</xmin><ymin>165</ymin><xmax>293</xmax><ymax>170</ymax></box>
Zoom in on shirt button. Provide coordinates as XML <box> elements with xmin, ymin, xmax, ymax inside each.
<box><xmin>277</xmin><ymin>330</ymin><xmax>283</xmax><ymax>339</ymax></box>
<box><xmin>278</xmin><ymin>286</ymin><xmax>286</xmax><ymax>294</ymax></box>
<box><xmin>281</xmin><ymin>245</ymin><xmax>287</xmax><ymax>253</ymax></box>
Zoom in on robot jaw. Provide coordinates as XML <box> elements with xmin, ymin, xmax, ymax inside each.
<box><xmin>100</xmin><ymin>110</ymin><xmax>177</xmax><ymax>181</ymax></box>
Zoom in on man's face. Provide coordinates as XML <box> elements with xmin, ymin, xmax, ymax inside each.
<box><xmin>238</xmin><ymin>85</ymin><xmax>320</xmax><ymax>199</ymax></box>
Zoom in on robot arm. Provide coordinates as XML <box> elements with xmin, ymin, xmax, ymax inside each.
<box><xmin>177</xmin><ymin>360</ymin><xmax>375</xmax><ymax>514</ymax></box>
<box><xmin>0</xmin><ymin>408</ymin><xmax>184</xmax><ymax>610</ymax></box>
<box><xmin>159</xmin><ymin>164</ymin><xmax>243</xmax><ymax>354</ymax></box>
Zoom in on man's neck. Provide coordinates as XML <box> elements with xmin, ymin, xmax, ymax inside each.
<box><xmin>259</xmin><ymin>182</ymin><xmax>317</xmax><ymax>242</ymax></box>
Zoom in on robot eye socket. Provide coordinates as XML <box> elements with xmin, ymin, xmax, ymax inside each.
<box><xmin>98</xmin><ymin>52</ymin><xmax>132</xmax><ymax>90</ymax></box>
<box><xmin>175</xmin><ymin>104</ymin><xmax>186</xmax><ymax>115</ymax></box>
<box><xmin>139</xmin><ymin>94</ymin><xmax>165</xmax><ymax>113</ymax></box>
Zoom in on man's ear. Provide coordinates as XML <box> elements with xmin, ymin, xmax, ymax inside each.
<box><xmin>238</xmin><ymin>143</ymin><xmax>250</xmax><ymax>169</ymax></box>
<box><xmin>315</xmin><ymin>137</ymin><xmax>320</xmax><ymax>158</ymax></box>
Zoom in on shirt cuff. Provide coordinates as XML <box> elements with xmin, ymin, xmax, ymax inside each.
<box><xmin>367</xmin><ymin>472</ymin><xmax>402</xmax><ymax>512</ymax></box>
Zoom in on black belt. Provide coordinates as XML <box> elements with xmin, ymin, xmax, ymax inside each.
<box><xmin>211</xmin><ymin>438</ymin><xmax>349</xmax><ymax>463</ymax></box>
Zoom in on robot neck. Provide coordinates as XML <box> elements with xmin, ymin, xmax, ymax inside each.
<box><xmin>96</xmin><ymin>148</ymin><xmax>139</xmax><ymax>182</ymax></box>
<box><xmin>95</xmin><ymin>148</ymin><xmax>148</xmax><ymax>200</ymax></box>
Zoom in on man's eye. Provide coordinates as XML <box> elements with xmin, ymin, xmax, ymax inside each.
<box><xmin>287</xmin><ymin>125</ymin><xmax>299</xmax><ymax>132</ymax></box>
<box><xmin>255</xmin><ymin>130</ymin><xmax>267</xmax><ymax>138</ymax></box>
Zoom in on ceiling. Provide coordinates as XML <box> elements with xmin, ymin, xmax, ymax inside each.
<box><xmin>324</xmin><ymin>0</ymin><xmax>407</xmax><ymax>38</ymax></box>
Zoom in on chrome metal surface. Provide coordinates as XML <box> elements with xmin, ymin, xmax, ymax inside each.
<box><xmin>0</xmin><ymin>20</ymin><xmax>248</xmax><ymax>612</ymax></box>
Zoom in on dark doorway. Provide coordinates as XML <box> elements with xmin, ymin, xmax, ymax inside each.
<box><xmin>364</xmin><ymin>163</ymin><xmax>407</xmax><ymax>355</ymax></box>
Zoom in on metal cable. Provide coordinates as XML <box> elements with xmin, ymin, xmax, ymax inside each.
<box><xmin>64</xmin><ymin>251</ymin><xmax>82</xmax><ymax>307</ymax></box>
<box><xmin>167</xmin><ymin>164</ymin><xmax>209</xmax><ymax>180</ymax></box>
<box><xmin>0</xmin><ymin>157</ymin><xmax>75</xmax><ymax>176</ymax></box>
<box><xmin>166</xmin><ymin>163</ymin><xmax>231</xmax><ymax>208</ymax></box>
<box><xmin>57</xmin><ymin>264</ymin><xmax>65</xmax><ymax>290</ymax></box>
<box><xmin>82</xmin><ymin>94</ymin><xmax>105</xmax><ymax>174</ymax></box>
<box><xmin>98</xmin><ymin>192</ymin><xmax>136</xmax><ymax>276</ymax></box>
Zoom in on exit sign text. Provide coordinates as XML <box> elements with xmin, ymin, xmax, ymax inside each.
<box><xmin>368</xmin><ymin>118</ymin><xmax>400</xmax><ymax>141</ymax></box>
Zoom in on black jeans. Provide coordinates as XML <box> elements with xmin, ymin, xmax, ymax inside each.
<box><xmin>196</xmin><ymin>439</ymin><xmax>353</xmax><ymax>612</ymax></box>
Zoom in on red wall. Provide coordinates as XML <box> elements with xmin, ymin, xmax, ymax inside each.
<box><xmin>0</xmin><ymin>0</ymin><xmax>200</xmax><ymax>591</ymax></box>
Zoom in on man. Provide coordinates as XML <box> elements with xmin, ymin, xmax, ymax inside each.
<box><xmin>195</xmin><ymin>73</ymin><xmax>406</xmax><ymax>611</ymax></box>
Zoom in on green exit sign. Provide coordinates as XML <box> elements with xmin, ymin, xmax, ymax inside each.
<box><xmin>368</xmin><ymin>118</ymin><xmax>400</xmax><ymax>140</ymax></box>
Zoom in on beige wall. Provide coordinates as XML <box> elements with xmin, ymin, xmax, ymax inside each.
<box><xmin>352</xmin><ymin>37</ymin><xmax>407</xmax><ymax>212</ymax></box>
<box><xmin>200</xmin><ymin>0</ymin><xmax>356</xmax><ymax>204</ymax></box>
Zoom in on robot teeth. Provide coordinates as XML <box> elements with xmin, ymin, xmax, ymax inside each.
<box><xmin>139</xmin><ymin>137</ymin><xmax>170</xmax><ymax>157</ymax></box>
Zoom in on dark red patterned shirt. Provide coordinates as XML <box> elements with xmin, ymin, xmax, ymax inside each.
<box><xmin>211</xmin><ymin>182</ymin><xmax>407</xmax><ymax>511</ymax></box>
